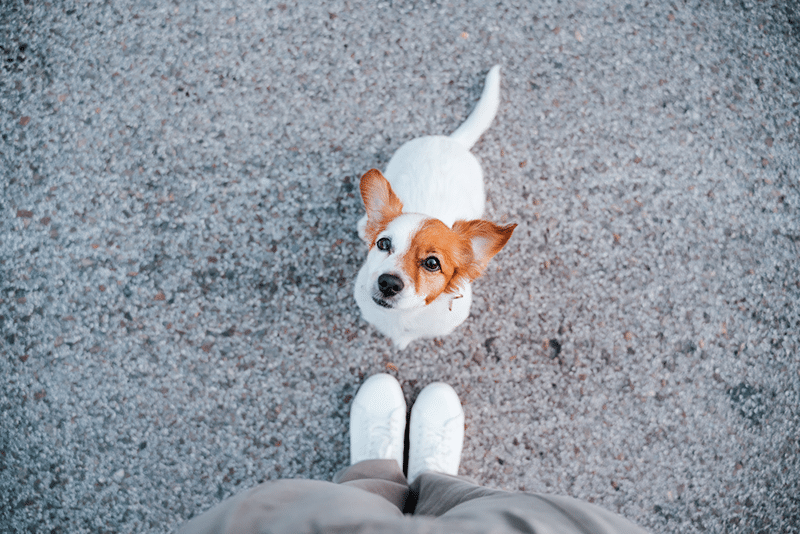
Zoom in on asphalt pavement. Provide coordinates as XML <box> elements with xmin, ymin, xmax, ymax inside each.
<box><xmin>1</xmin><ymin>1</ymin><xmax>799</xmax><ymax>532</ymax></box>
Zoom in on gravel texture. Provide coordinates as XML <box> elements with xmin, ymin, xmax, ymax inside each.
<box><xmin>2</xmin><ymin>1</ymin><xmax>799</xmax><ymax>532</ymax></box>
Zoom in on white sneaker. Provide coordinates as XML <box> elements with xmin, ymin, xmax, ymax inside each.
<box><xmin>407</xmin><ymin>382</ymin><xmax>465</xmax><ymax>484</ymax></box>
<box><xmin>349</xmin><ymin>373</ymin><xmax>407</xmax><ymax>470</ymax></box>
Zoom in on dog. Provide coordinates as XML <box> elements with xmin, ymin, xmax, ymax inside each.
<box><xmin>353</xmin><ymin>66</ymin><xmax>516</xmax><ymax>349</ymax></box>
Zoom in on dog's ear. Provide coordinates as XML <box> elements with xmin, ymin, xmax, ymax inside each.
<box><xmin>360</xmin><ymin>169</ymin><xmax>404</xmax><ymax>245</ymax></box>
<box><xmin>452</xmin><ymin>220</ymin><xmax>517</xmax><ymax>280</ymax></box>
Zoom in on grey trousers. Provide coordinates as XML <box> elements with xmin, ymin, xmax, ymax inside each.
<box><xmin>178</xmin><ymin>459</ymin><xmax>649</xmax><ymax>534</ymax></box>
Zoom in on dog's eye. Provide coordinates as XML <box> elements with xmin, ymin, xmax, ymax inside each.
<box><xmin>422</xmin><ymin>256</ymin><xmax>441</xmax><ymax>272</ymax></box>
<box><xmin>376</xmin><ymin>237</ymin><xmax>391</xmax><ymax>251</ymax></box>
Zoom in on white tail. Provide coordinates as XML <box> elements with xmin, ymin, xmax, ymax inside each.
<box><xmin>449</xmin><ymin>65</ymin><xmax>501</xmax><ymax>149</ymax></box>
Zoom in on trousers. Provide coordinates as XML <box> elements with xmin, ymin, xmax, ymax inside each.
<box><xmin>178</xmin><ymin>459</ymin><xmax>649</xmax><ymax>534</ymax></box>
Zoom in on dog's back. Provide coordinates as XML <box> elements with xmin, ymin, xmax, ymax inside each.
<box><xmin>383</xmin><ymin>66</ymin><xmax>502</xmax><ymax>227</ymax></box>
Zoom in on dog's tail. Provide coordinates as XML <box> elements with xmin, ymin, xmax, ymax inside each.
<box><xmin>449</xmin><ymin>65</ymin><xmax>501</xmax><ymax>149</ymax></box>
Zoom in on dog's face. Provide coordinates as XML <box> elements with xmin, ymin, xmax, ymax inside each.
<box><xmin>357</xmin><ymin>169</ymin><xmax>516</xmax><ymax>311</ymax></box>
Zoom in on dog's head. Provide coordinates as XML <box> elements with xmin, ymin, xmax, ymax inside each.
<box><xmin>357</xmin><ymin>169</ymin><xmax>516</xmax><ymax>311</ymax></box>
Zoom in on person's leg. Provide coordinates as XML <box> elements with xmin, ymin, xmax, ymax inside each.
<box><xmin>332</xmin><ymin>458</ymin><xmax>409</xmax><ymax>512</ymax></box>
<box><xmin>178</xmin><ymin>478</ymin><xmax>406</xmax><ymax>534</ymax></box>
<box><xmin>337</xmin><ymin>372</ymin><xmax>411</xmax><ymax>510</ymax></box>
<box><xmin>411</xmin><ymin>471</ymin><xmax>650</xmax><ymax>534</ymax></box>
<box><xmin>406</xmin><ymin>382</ymin><xmax>465</xmax><ymax>484</ymax></box>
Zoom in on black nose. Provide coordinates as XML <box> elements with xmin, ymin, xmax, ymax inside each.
<box><xmin>378</xmin><ymin>274</ymin><xmax>404</xmax><ymax>297</ymax></box>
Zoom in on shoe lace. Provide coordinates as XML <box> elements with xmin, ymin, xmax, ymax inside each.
<box><xmin>367</xmin><ymin>407</ymin><xmax>405</xmax><ymax>459</ymax></box>
<box><xmin>415</xmin><ymin>414</ymin><xmax>461</xmax><ymax>473</ymax></box>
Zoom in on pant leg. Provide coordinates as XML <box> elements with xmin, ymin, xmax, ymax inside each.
<box><xmin>333</xmin><ymin>458</ymin><xmax>410</xmax><ymax>512</ymax></box>
<box><xmin>178</xmin><ymin>465</ymin><xmax>650</xmax><ymax>534</ymax></box>
<box><xmin>411</xmin><ymin>471</ymin><xmax>650</xmax><ymax>534</ymax></box>
<box><xmin>178</xmin><ymin>460</ymin><xmax>410</xmax><ymax>534</ymax></box>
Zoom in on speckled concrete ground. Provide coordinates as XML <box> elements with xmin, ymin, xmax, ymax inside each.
<box><xmin>1</xmin><ymin>1</ymin><xmax>799</xmax><ymax>532</ymax></box>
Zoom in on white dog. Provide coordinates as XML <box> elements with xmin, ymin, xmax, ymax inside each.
<box><xmin>354</xmin><ymin>66</ymin><xmax>516</xmax><ymax>349</ymax></box>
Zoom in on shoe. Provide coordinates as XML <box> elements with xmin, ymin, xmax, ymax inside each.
<box><xmin>407</xmin><ymin>382</ymin><xmax>465</xmax><ymax>484</ymax></box>
<box><xmin>350</xmin><ymin>373</ymin><xmax>407</xmax><ymax>470</ymax></box>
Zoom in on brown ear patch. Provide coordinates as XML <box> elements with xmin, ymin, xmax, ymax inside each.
<box><xmin>359</xmin><ymin>169</ymin><xmax>404</xmax><ymax>245</ymax></box>
<box><xmin>451</xmin><ymin>219</ymin><xmax>517</xmax><ymax>279</ymax></box>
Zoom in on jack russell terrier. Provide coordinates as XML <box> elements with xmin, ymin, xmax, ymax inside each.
<box><xmin>354</xmin><ymin>66</ymin><xmax>516</xmax><ymax>349</ymax></box>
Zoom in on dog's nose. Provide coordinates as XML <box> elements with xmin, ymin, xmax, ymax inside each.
<box><xmin>378</xmin><ymin>274</ymin><xmax>404</xmax><ymax>297</ymax></box>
